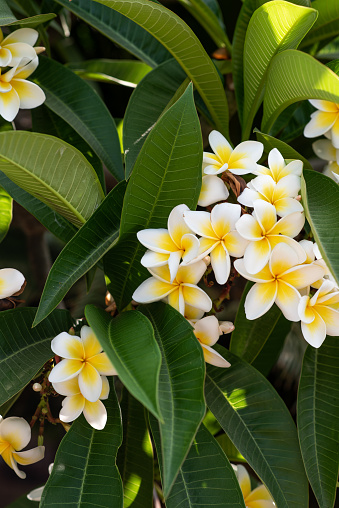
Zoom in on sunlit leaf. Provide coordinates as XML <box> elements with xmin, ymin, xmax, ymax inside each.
<box><xmin>0</xmin><ymin>186</ymin><xmax>12</xmax><ymax>244</ymax></box>
<box><xmin>301</xmin><ymin>0</ymin><xmax>339</xmax><ymax>52</ymax></box>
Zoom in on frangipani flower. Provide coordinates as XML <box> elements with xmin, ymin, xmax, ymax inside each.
<box><xmin>234</xmin><ymin>243</ymin><xmax>325</xmax><ymax>321</ymax></box>
<box><xmin>235</xmin><ymin>200</ymin><xmax>306</xmax><ymax>274</ymax></box>
<box><xmin>49</xmin><ymin>325</ymin><xmax>116</xmax><ymax>403</ymax></box>
<box><xmin>323</xmin><ymin>161</ymin><xmax>339</xmax><ymax>183</ymax></box>
<box><xmin>137</xmin><ymin>204</ymin><xmax>199</xmax><ymax>282</ymax></box>
<box><xmin>238</xmin><ymin>174</ymin><xmax>303</xmax><ymax>217</ymax></box>
<box><xmin>234</xmin><ymin>464</ymin><xmax>275</xmax><ymax>508</ymax></box>
<box><xmin>0</xmin><ymin>268</ymin><xmax>25</xmax><ymax>297</ymax></box>
<box><xmin>254</xmin><ymin>148</ymin><xmax>303</xmax><ymax>183</ymax></box>
<box><xmin>53</xmin><ymin>375</ymin><xmax>110</xmax><ymax>430</ymax></box>
<box><xmin>203</xmin><ymin>130</ymin><xmax>263</xmax><ymax>176</ymax></box>
<box><xmin>198</xmin><ymin>175</ymin><xmax>229</xmax><ymax>207</ymax></box>
<box><xmin>184</xmin><ymin>203</ymin><xmax>248</xmax><ymax>284</ymax></box>
<box><xmin>0</xmin><ymin>57</ymin><xmax>45</xmax><ymax>122</ymax></box>
<box><xmin>189</xmin><ymin>315</ymin><xmax>233</xmax><ymax>368</ymax></box>
<box><xmin>132</xmin><ymin>262</ymin><xmax>212</xmax><ymax>316</ymax></box>
<box><xmin>298</xmin><ymin>280</ymin><xmax>339</xmax><ymax>348</ymax></box>
<box><xmin>312</xmin><ymin>138</ymin><xmax>339</xmax><ymax>183</ymax></box>
<box><xmin>304</xmin><ymin>100</ymin><xmax>339</xmax><ymax>148</ymax></box>
<box><xmin>0</xmin><ymin>416</ymin><xmax>45</xmax><ymax>478</ymax></box>
<box><xmin>0</xmin><ymin>28</ymin><xmax>38</xmax><ymax>67</ymax></box>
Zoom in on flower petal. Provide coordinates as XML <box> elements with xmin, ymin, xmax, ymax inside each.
<box><xmin>176</xmin><ymin>260</ymin><xmax>207</xmax><ymax>284</ymax></box>
<box><xmin>100</xmin><ymin>376</ymin><xmax>110</xmax><ymax>400</ymax></box>
<box><xmin>274</xmin><ymin>197</ymin><xmax>304</xmax><ymax>217</ymax></box>
<box><xmin>210</xmin><ymin>243</ymin><xmax>230</xmax><ymax>284</ymax></box>
<box><xmin>89</xmin><ymin>352</ymin><xmax>117</xmax><ymax>376</ymax></box>
<box><xmin>48</xmin><ymin>359</ymin><xmax>83</xmax><ymax>384</ymax></box>
<box><xmin>168</xmin><ymin>286</ymin><xmax>185</xmax><ymax>315</ymax></box>
<box><xmin>78</xmin><ymin>363</ymin><xmax>102</xmax><ymax>402</ymax></box>
<box><xmin>52</xmin><ymin>377</ymin><xmax>80</xmax><ymax>397</ymax></box>
<box><xmin>331</xmin><ymin>116</ymin><xmax>339</xmax><ymax>149</ymax></box>
<box><xmin>193</xmin><ymin>315</ymin><xmax>220</xmax><ymax>345</ymax></box>
<box><xmin>13</xmin><ymin>56</ymin><xmax>38</xmax><ymax>79</ymax></box>
<box><xmin>0</xmin><ymin>417</ymin><xmax>31</xmax><ymax>450</ymax></box>
<box><xmin>201</xmin><ymin>344</ymin><xmax>230</xmax><ymax>368</ymax></box>
<box><xmin>0</xmin><ymin>47</ymin><xmax>12</xmax><ymax>67</ymax></box>
<box><xmin>227</xmin><ymin>157</ymin><xmax>259</xmax><ymax>175</ymax></box>
<box><xmin>182</xmin><ymin>284</ymin><xmax>212</xmax><ymax>312</ymax></box>
<box><xmin>268</xmin><ymin>148</ymin><xmax>285</xmax><ymax>181</ymax></box>
<box><xmin>51</xmin><ymin>332</ymin><xmax>84</xmax><ymax>359</ymax></box>
<box><xmin>27</xmin><ymin>486</ymin><xmax>44</xmax><ymax>502</ymax></box>
<box><xmin>224</xmin><ymin>230</ymin><xmax>248</xmax><ymax>258</ymax></box>
<box><xmin>312</xmin><ymin>139</ymin><xmax>336</xmax><ymax>162</ymax></box>
<box><xmin>167</xmin><ymin>204</ymin><xmax>191</xmax><ymax>246</ymax></box>
<box><xmin>3</xmin><ymin>28</ymin><xmax>38</xmax><ymax>46</ymax></box>
<box><xmin>236</xmin><ymin>464</ymin><xmax>251</xmax><ymax>499</ymax></box>
<box><xmin>231</xmin><ymin>140</ymin><xmax>263</xmax><ymax>163</ymax></box>
<box><xmin>83</xmin><ymin>399</ymin><xmax>107</xmax><ymax>430</ymax></box>
<box><xmin>12</xmin><ymin>79</ymin><xmax>45</xmax><ymax>109</ymax></box>
<box><xmin>281</xmin><ymin>263</ymin><xmax>326</xmax><ymax>289</ymax></box>
<box><xmin>14</xmin><ymin>446</ymin><xmax>45</xmax><ymax>466</ymax></box>
<box><xmin>234</xmin><ymin>258</ymin><xmax>274</xmax><ymax>283</ymax></box>
<box><xmin>184</xmin><ymin>304</ymin><xmax>205</xmax><ymax>320</ymax></box>
<box><xmin>268</xmin><ymin>211</ymin><xmax>304</xmax><ymax>237</ymax></box>
<box><xmin>203</xmin><ymin>162</ymin><xmax>228</xmax><ymax>175</ymax></box>
<box><xmin>140</xmin><ymin>250</ymin><xmax>169</xmax><ymax>268</ymax></box>
<box><xmin>183</xmin><ymin>211</ymin><xmax>216</xmax><ymax>239</ymax></box>
<box><xmin>132</xmin><ymin>277</ymin><xmax>175</xmax><ymax>303</ymax></box>
<box><xmin>236</xmin><ymin>214</ymin><xmax>263</xmax><ymax>241</ymax></box>
<box><xmin>275</xmin><ymin>281</ymin><xmax>301</xmax><ymax>321</ymax></box>
<box><xmin>208</xmin><ymin>130</ymin><xmax>232</xmax><ymax>162</ymax></box>
<box><xmin>246</xmin><ymin>483</ymin><xmax>274</xmax><ymax>502</ymax></box>
<box><xmin>304</xmin><ymin>110</ymin><xmax>337</xmax><ymax>138</ymax></box>
<box><xmin>181</xmin><ymin>234</ymin><xmax>200</xmax><ymax>264</ymax></box>
<box><xmin>197</xmin><ymin>237</ymin><xmax>218</xmax><ymax>258</ymax></box>
<box><xmin>280</xmin><ymin>159</ymin><xmax>303</xmax><ymax>179</ymax></box>
<box><xmin>316</xmin><ymin>306</ymin><xmax>339</xmax><ymax>336</ymax></box>
<box><xmin>301</xmin><ymin>311</ymin><xmax>327</xmax><ymax>348</ymax></box>
<box><xmin>4</xmin><ymin>43</ymin><xmax>37</xmax><ymax>67</ymax></box>
<box><xmin>237</xmin><ymin>187</ymin><xmax>259</xmax><ymax>207</ymax></box>
<box><xmin>198</xmin><ymin>175</ymin><xmax>229</xmax><ymax>207</ymax></box>
<box><xmin>0</xmin><ymin>268</ymin><xmax>25</xmax><ymax>298</ymax></box>
<box><xmin>168</xmin><ymin>250</ymin><xmax>182</xmax><ymax>282</ymax></box>
<box><xmin>274</xmin><ymin>174</ymin><xmax>301</xmax><ymax>198</ymax></box>
<box><xmin>0</xmin><ymin>87</ymin><xmax>20</xmax><ymax>121</ymax></box>
<box><xmin>253</xmin><ymin>200</ymin><xmax>277</xmax><ymax>234</ymax></box>
<box><xmin>211</xmin><ymin>202</ymin><xmax>242</xmax><ymax>237</ymax></box>
<box><xmin>137</xmin><ymin>228</ymin><xmax>177</xmax><ymax>253</ymax></box>
<box><xmin>309</xmin><ymin>99</ymin><xmax>338</xmax><ymax>112</ymax></box>
<box><xmin>243</xmin><ymin>238</ymin><xmax>271</xmax><ymax>274</ymax></box>
<box><xmin>59</xmin><ymin>394</ymin><xmax>85</xmax><ymax>423</ymax></box>
<box><xmin>245</xmin><ymin>281</ymin><xmax>278</xmax><ymax>320</ymax></box>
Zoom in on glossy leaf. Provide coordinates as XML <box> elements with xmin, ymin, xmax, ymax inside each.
<box><xmin>301</xmin><ymin>0</ymin><xmax>339</xmax><ymax>51</ymax></box>
<box><xmin>105</xmin><ymin>84</ymin><xmax>202</xmax><ymax>311</ymax></box>
<box><xmin>0</xmin><ymin>308</ymin><xmax>72</xmax><ymax>406</ymax></box>
<box><xmin>85</xmin><ymin>305</ymin><xmax>162</xmax><ymax>420</ymax></box>
<box><xmin>5</xmin><ymin>13</ymin><xmax>56</xmax><ymax>27</ymax></box>
<box><xmin>205</xmin><ymin>346</ymin><xmax>309</xmax><ymax>508</ymax></box>
<box><xmin>41</xmin><ymin>385</ymin><xmax>123</xmax><ymax>508</ymax></box>
<box><xmin>298</xmin><ymin>336</ymin><xmax>339</xmax><ymax>508</ymax></box>
<box><xmin>0</xmin><ymin>131</ymin><xmax>104</xmax><ymax>227</ymax></box>
<box><xmin>262</xmin><ymin>49</ymin><xmax>339</xmax><ymax>132</ymax></box>
<box><xmin>93</xmin><ymin>0</ymin><xmax>229</xmax><ymax>138</ymax></box>
<box><xmin>54</xmin><ymin>0</ymin><xmax>171</xmax><ymax>67</ymax></box>
<box><xmin>141</xmin><ymin>303</ymin><xmax>206</xmax><ymax>498</ymax></box>
<box><xmin>117</xmin><ymin>389</ymin><xmax>154</xmax><ymax>508</ymax></box>
<box><xmin>301</xmin><ymin>169</ymin><xmax>339</xmax><ymax>285</ymax></box>
<box><xmin>254</xmin><ymin>129</ymin><xmax>312</xmax><ymax>169</ymax></box>
<box><xmin>34</xmin><ymin>181</ymin><xmax>127</xmax><ymax>326</ymax></box>
<box><xmin>0</xmin><ymin>186</ymin><xmax>12</xmax><ymax>244</ymax></box>
<box><xmin>33</xmin><ymin>56</ymin><xmax>124</xmax><ymax>181</ymax></box>
<box><xmin>216</xmin><ymin>433</ymin><xmax>246</xmax><ymax>463</ymax></box>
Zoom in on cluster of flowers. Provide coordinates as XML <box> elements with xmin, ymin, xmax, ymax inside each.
<box><xmin>133</xmin><ymin>131</ymin><xmax>339</xmax><ymax>351</ymax></box>
<box><xmin>304</xmin><ymin>99</ymin><xmax>339</xmax><ymax>183</ymax></box>
<box><xmin>0</xmin><ymin>27</ymin><xmax>45</xmax><ymax>122</ymax></box>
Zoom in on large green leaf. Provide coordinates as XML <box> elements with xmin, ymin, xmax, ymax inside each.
<box><xmin>34</xmin><ymin>181</ymin><xmax>127</xmax><ymax>326</ymax></box>
<box><xmin>254</xmin><ymin>129</ymin><xmax>313</xmax><ymax>169</ymax></box>
<box><xmin>262</xmin><ymin>49</ymin><xmax>339</xmax><ymax>132</ymax></box>
<box><xmin>242</xmin><ymin>0</ymin><xmax>317</xmax><ymax>139</ymax></box>
<box><xmin>105</xmin><ymin>84</ymin><xmax>202</xmax><ymax>311</ymax></box>
<box><xmin>92</xmin><ymin>0</ymin><xmax>229</xmax><ymax>138</ymax></box>
<box><xmin>33</xmin><ymin>56</ymin><xmax>124</xmax><ymax>181</ymax></box>
<box><xmin>205</xmin><ymin>347</ymin><xmax>309</xmax><ymax>508</ymax></box>
<box><xmin>297</xmin><ymin>336</ymin><xmax>339</xmax><ymax>508</ymax></box>
<box><xmin>301</xmin><ymin>0</ymin><xmax>339</xmax><ymax>52</ymax></box>
<box><xmin>0</xmin><ymin>186</ymin><xmax>12</xmax><ymax>244</ymax></box>
<box><xmin>54</xmin><ymin>0</ymin><xmax>171</xmax><ymax>68</ymax></box>
<box><xmin>0</xmin><ymin>389</ymin><xmax>24</xmax><ymax>418</ymax></box>
<box><xmin>150</xmin><ymin>416</ymin><xmax>246</xmax><ymax>507</ymax></box>
<box><xmin>0</xmin><ymin>308</ymin><xmax>72</xmax><ymax>406</ymax></box>
<box><xmin>41</xmin><ymin>384</ymin><xmax>123</xmax><ymax>508</ymax></box>
<box><xmin>301</xmin><ymin>169</ymin><xmax>339</xmax><ymax>286</ymax></box>
<box><xmin>5</xmin><ymin>13</ymin><xmax>56</xmax><ymax>27</ymax></box>
<box><xmin>124</xmin><ymin>59</ymin><xmax>187</xmax><ymax>177</ymax></box>
<box><xmin>140</xmin><ymin>303</ymin><xmax>206</xmax><ymax>498</ymax></box>
<box><xmin>0</xmin><ymin>131</ymin><xmax>104</xmax><ymax>227</ymax></box>
<box><xmin>85</xmin><ymin>306</ymin><xmax>162</xmax><ymax>420</ymax></box>
<box><xmin>117</xmin><ymin>390</ymin><xmax>154</xmax><ymax>508</ymax></box>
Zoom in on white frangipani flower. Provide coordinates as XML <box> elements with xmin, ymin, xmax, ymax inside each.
<box><xmin>198</xmin><ymin>175</ymin><xmax>229</xmax><ymax>207</ymax></box>
<box><xmin>0</xmin><ymin>268</ymin><xmax>25</xmax><ymax>297</ymax></box>
<box><xmin>53</xmin><ymin>375</ymin><xmax>110</xmax><ymax>430</ymax></box>
<box><xmin>304</xmin><ymin>100</ymin><xmax>339</xmax><ymax>148</ymax></box>
<box><xmin>234</xmin><ymin>243</ymin><xmax>325</xmax><ymax>321</ymax></box>
<box><xmin>132</xmin><ymin>262</ymin><xmax>212</xmax><ymax>316</ymax></box>
<box><xmin>137</xmin><ymin>204</ymin><xmax>199</xmax><ymax>282</ymax></box>
<box><xmin>0</xmin><ymin>28</ymin><xmax>39</xmax><ymax>67</ymax></box>
<box><xmin>189</xmin><ymin>315</ymin><xmax>233</xmax><ymax>368</ymax></box>
<box><xmin>49</xmin><ymin>326</ymin><xmax>116</xmax><ymax>403</ymax></box>
<box><xmin>203</xmin><ymin>130</ymin><xmax>263</xmax><ymax>176</ymax></box>
<box><xmin>254</xmin><ymin>148</ymin><xmax>303</xmax><ymax>182</ymax></box>
<box><xmin>298</xmin><ymin>280</ymin><xmax>339</xmax><ymax>348</ymax></box>
<box><xmin>235</xmin><ymin>200</ymin><xmax>306</xmax><ymax>274</ymax></box>
<box><xmin>0</xmin><ymin>416</ymin><xmax>45</xmax><ymax>478</ymax></box>
<box><xmin>312</xmin><ymin>138</ymin><xmax>339</xmax><ymax>183</ymax></box>
<box><xmin>233</xmin><ymin>464</ymin><xmax>276</xmax><ymax>507</ymax></box>
<box><xmin>184</xmin><ymin>203</ymin><xmax>248</xmax><ymax>284</ymax></box>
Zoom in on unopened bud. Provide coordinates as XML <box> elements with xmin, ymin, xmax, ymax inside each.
<box><xmin>33</xmin><ymin>383</ymin><xmax>42</xmax><ymax>392</ymax></box>
<box><xmin>38</xmin><ymin>435</ymin><xmax>44</xmax><ymax>446</ymax></box>
<box><xmin>68</xmin><ymin>326</ymin><xmax>75</xmax><ymax>335</ymax></box>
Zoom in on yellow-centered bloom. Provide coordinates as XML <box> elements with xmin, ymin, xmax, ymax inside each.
<box><xmin>304</xmin><ymin>100</ymin><xmax>339</xmax><ymax>149</ymax></box>
<box><xmin>0</xmin><ymin>267</ymin><xmax>25</xmax><ymax>297</ymax></box>
<box><xmin>0</xmin><ymin>28</ymin><xmax>39</xmax><ymax>67</ymax></box>
<box><xmin>234</xmin><ymin>464</ymin><xmax>276</xmax><ymax>507</ymax></box>
<box><xmin>189</xmin><ymin>315</ymin><xmax>233</xmax><ymax>368</ymax></box>
<box><xmin>254</xmin><ymin>148</ymin><xmax>303</xmax><ymax>183</ymax></box>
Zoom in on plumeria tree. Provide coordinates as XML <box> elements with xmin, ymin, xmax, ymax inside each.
<box><xmin>0</xmin><ymin>0</ymin><xmax>338</xmax><ymax>507</ymax></box>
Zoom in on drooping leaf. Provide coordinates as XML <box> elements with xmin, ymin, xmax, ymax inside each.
<box><xmin>92</xmin><ymin>0</ymin><xmax>229</xmax><ymax>138</ymax></box>
<box><xmin>4</xmin><ymin>13</ymin><xmax>56</xmax><ymax>27</ymax></box>
<box><xmin>85</xmin><ymin>306</ymin><xmax>162</xmax><ymax>420</ymax></box>
<box><xmin>140</xmin><ymin>303</ymin><xmax>206</xmax><ymax>498</ymax></box>
<box><xmin>117</xmin><ymin>389</ymin><xmax>154</xmax><ymax>508</ymax></box>
<box><xmin>0</xmin><ymin>131</ymin><xmax>104</xmax><ymax>227</ymax></box>
<box><xmin>0</xmin><ymin>308</ymin><xmax>72</xmax><ymax>406</ymax></box>
<box><xmin>254</xmin><ymin>129</ymin><xmax>312</xmax><ymax>169</ymax></box>
<box><xmin>32</xmin><ymin>56</ymin><xmax>124</xmax><ymax>181</ymax></box>
<box><xmin>297</xmin><ymin>336</ymin><xmax>339</xmax><ymax>508</ymax></box>
<box><xmin>262</xmin><ymin>49</ymin><xmax>339</xmax><ymax>133</ymax></box>
<box><xmin>301</xmin><ymin>169</ymin><xmax>339</xmax><ymax>285</ymax></box>
<box><xmin>205</xmin><ymin>346</ymin><xmax>309</xmax><ymax>508</ymax></box>
<box><xmin>41</xmin><ymin>384</ymin><xmax>123</xmax><ymax>508</ymax></box>
<box><xmin>300</xmin><ymin>0</ymin><xmax>339</xmax><ymax>52</ymax></box>
<box><xmin>104</xmin><ymin>84</ymin><xmax>202</xmax><ymax>311</ymax></box>
<box><xmin>0</xmin><ymin>186</ymin><xmax>12</xmax><ymax>244</ymax></box>
<box><xmin>34</xmin><ymin>181</ymin><xmax>127</xmax><ymax>326</ymax></box>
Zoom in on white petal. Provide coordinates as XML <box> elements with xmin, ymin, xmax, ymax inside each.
<box><xmin>0</xmin><ymin>47</ymin><xmax>12</xmax><ymax>67</ymax></box>
<box><xmin>180</xmin><ymin>234</ymin><xmax>200</xmax><ymax>264</ymax></box>
<box><xmin>234</xmin><ymin>258</ymin><xmax>274</xmax><ymax>283</ymax></box>
<box><xmin>244</xmin><ymin>281</ymin><xmax>278</xmax><ymax>320</ymax></box>
<box><xmin>268</xmin><ymin>148</ymin><xmax>285</xmax><ymax>178</ymax></box>
<box><xmin>51</xmin><ymin>332</ymin><xmax>84</xmax><ymax>359</ymax></box>
<box><xmin>231</xmin><ymin>140</ymin><xmax>263</xmax><ymax>162</ymax></box>
<box><xmin>223</xmin><ymin>230</ymin><xmax>249</xmax><ymax>258</ymax></box>
<box><xmin>168</xmin><ymin>250</ymin><xmax>181</xmax><ymax>282</ymax></box>
<box><xmin>299</xmin><ymin>240</ymin><xmax>315</xmax><ymax>263</ymax></box>
<box><xmin>203</xmin><ymin>162</ymin><xmax>228</xmax><ymax>175</ymax></box>
<box><xmin>176</xmin><ymin>260</ymin><xmax>208</xmax><ymax>284</ymax></box>
<box><xmin>13</xmin><ymin>56</ymin><xmax>39</xmax><ymax>79</ymax></box>
<box><xmin>78</xmin><ymin>363</ymin><xmax>102</xmax><ymax>402</ymax></box>
<box><xmin>0</xmin><ymin>268</ymin><xmax>25</xmax><ymax>298</ymax></box>
<box><xmin>301</xmin><ymin>312</ymin><xmax>327</xmax><ymax>348</ymax></box>
<box><xmin>168</xmin><ymin>287</ymin><xmax>185</xmax><ymax>315</ymax></box>
<box><xmin>198</xmin><ymin>175</ymin><xmax>229</xmax><ymax>207</ymax></box>
<box><xmin>140</xmin><ymin>250</ymin><xmax>169</xmax><ymax>268</ymax></box>
<box><xmin>11</xmin><ymin>79</ymin><xmax>45</xmax><ymax>109</ymax></box>
<box><xmin>167</xmin><ymin>204</ymin><xmax>191</xmax><ymax>246</ymax></box>
<box><xmin>219</xmin><ymin>321</ymin><xmax>235</xmax><ymax>334</ymax></box>
<box><xmin>275</xmin><ymin>174</ymin><xmax>301</xmax><ymax>198</ymax></box>
<box><xmin>253</xmin><ymin>200</ymin><xmax>277</xmax><ymax>233</ymax></box>
<box><xmin>3</xmin><ymin>28</ymin><xmax>38</xmax><ymax>46</ymax></box>
<box><xmin>237</xmin><ymin>187</ymin><xmax>259</xmax><ymax>207</ymax></box>
<box><xmin>243</xmin><ymin>238</ymin><xmax>271</xmax><ymax>274</ymax></box>
<box><xmin>0</xmin><ymin>87</ymin><xmax>20</xmax><ymax>121</ymax></box>
<box><xmin>236</xmin><ymin>464</ymin><xmax>251</xmax><ymax>498</ymax></box>
<box><xmin>27</xmin><ymin>486</ymin><xmax>44</xmax><ymax>501</ymax></box>
<box><xmin>0</xmin><ymin>417</ymin><xmax>31</xmax><ymax>450</ymax></box>
<box><xmin>235</xmin><ymin>213</ymin><xmax>263</xmax><ymax>241</ymax></box>
<box><xmin>4</xmin><ymin>43</ymin><xmax>37</xmax><ymax>67</ymax></box>
<box><xmin>274</xmin><ymin>197</ymin><xmax>304</xmax><ymax>217</ymax></box>
<box><xmin>52</xmin><ymin>377</ymin><xmax>80</xmax><ymax>397</ymax></box>
<box><xmin>330</xmin><ymin>116</ymin><xmax>339</xmax><ymax>149</ymax></box>
<box><xmin>298</xmin><ymin>296</ymin><xmax>315</xmax><ymax>324</ymax></box>
<box><xmin>211</xmin><ymin>202</ymin><xmax>242</xmax><ymax>236</ymax></box>
<box><xmin>132</xmin><ymin>277</ymin><xmax>174</xmax><ymax>303</ymax></box>
<box><xmin>210</xmin><ymin>243</ymin><xmax>230</xmax><ymax>284</ymax></box>
<box><xmin>183</xmin><ymin>210</ymin><xmax>216</xmax><ymax>239</ymax></box>
<box><xmin>83</xmin><ymin>399</ymin><xmax>107</xmax><ymax>430</ymax></box>
<box><xmin>281</xmin><ymin>159</ymin><xmax>303</xmax><ymax>178</ymax></box>
<box><xmin>269</xmin><ymin>211</ymin><xmax>304</xmax><ymax>238</ymax></box>
<box><xmin>208</xmin><ymin>130</ymin><xmax>232</xmax><ymax>162</ymax></box>
<box><xmin>304</xmin><ymin>110</ymin><xmax>337</xmax><ymax>138</ymax></box>
<box><xmin>275</xmin><ymin>281</ymin><xmax>301</xmax><ymax>321</ymax></box>
<box><xmin>14</xmin><ymin>446</ymin><xmax>45</xmax><ymax>466</ymax></box>
<box><xmin>137</xmin><ymin>228</ymin><xmax>177</xmax><ymax>253</ymax></box>
<box><xmin>193</xmin><ymin>315</ymin><xmax>220</xmax><ymax>345</ymax></box>
<box><xmin>182</xmin><ymin>284</ymin><xmax>212</xmax><ymax>312</ymax></box>
<box><xmin>309</xmin><ymin>99</ymin><xmax>338</xmax><ymax>112</ymax></box>
<box><xmin>312</xmin><ymin>139</ymin><xmax>336</xmax><ymax>162</ymax></box>
<box><xmin>100</xmin><ymin>376</ymin><xmax>110</xmax><ymax>400</ymax></box>
<box><xmin>201</xmin><ymin>344</ymin><xmax>231</xmax><ymax>368</ymax></box>
<box><xmin>48</xmin><ymin>359</ymin><xmax>83</xmax><ymax>384</ymax></box>
<box><xmin>59</xmin><ymin>394</ymin><xmax>85</xmax><ymax>423</ymax></box>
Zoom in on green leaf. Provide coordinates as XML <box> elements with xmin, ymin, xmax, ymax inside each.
<box><xmin>105</xmin><ymin>83</ymin><xmax>202</xmax><ymax>311</ymax></box>
<box><xmin>0</xmin><ymin>131</ymin><xmax>104</xmax><ymax>227</ymax></box>
<box><xmin>0</xmin><ymin>389</ymin><xmax>24</xmax><ymax>417</ymax></box>
<box><xmin>0</xmin><ymin>0</ymin><xmax>17</xmax><ymax>24</ymax></box>
<box><xmin>124</xmin><ymin>58</ymin><xmax>187</xmax><ymax>177</ymax></box>
<box><xmin>230</xmin><ymin>282</ymin><xmax>291</xmax><ymax>365</ymax></box>
<box><xmin>67</xmin><ymin>59</ymin><xmax>152</xmax><ymax>88</ymax></box>
<box><xmin>41</xmin><ymin>384</ymin><xmax>123</xmax><ymax>508</ymax></box>
<box><xmin>140</xmin><ymin>303</ymin><xmax>206</xmax><ymax>498</ymax></box>
<box><xmin>0</xmin><ymin>185</ymin><xmax>12</xmax><ymax>244</ymax></box>
<box><xmin>150</xmin><ymin>417</ymin><xmax>246</xmax><ymax>507</ymax></box>
<box><xmin>85</xmin><ymin>305</ymin><xmax>162</xmax><ymax>420</ymax></box>
<box><xmin>297</xmin><ymin>336</ymin><xmax>339</xmax><ymax>508</ymax></box>
<box><xmin>300</xmin><ymin>0</ymin><xmax>339</xmax><ymax>51</ymax></box>
<box><xmin>117</xmin><ymin>389</ymin><xmax>154</xmax><ymax>508</ymax></box>
<box><xmin>93</xmin><ymin>0</ymin><xmax>229</xmax><ymax>138</ymax></box>
<box><xmin>254</xmin><ymin>129</ymin><xmax>313</xmax><ymax>169</ymax></box>
<box><xmin>301</xmin><ymin>169</ymin><xmax>339</xmax><ymax>286</ymax></box>
<box><xmin>5</xmin><ymin>13</ymin><xmax>56</xmax><ymax>27</ymax></box>
<box><xmin>32</xmin><ymin>56</ymin><xmax>124</xmax><ymax>181</ymax></box>
<box><xmin>205</xmin><ymin>346</ymin><xmax>309</xmax><ymax>508</ymax></box>
<box><xmin>242</xmin><ymin>0</ymin><xmax>317</xmax><ymax>139</ymax></box>
<box><xmin>7</xmin><ymin>493</ymin><xmax>36</xmax><ymax>508</ymax></box>
<box><xmin>262</xmin><ymin>49</ymin><xmax>339</xmax><ymax>133</ymax></box>
<box><xmin>0</xmin><ymin>308</ymin><xmax>72</xmax><ymax>406</ymax></box>
<box><xmin>54</xmin><ymin>0</ymin><xmax>171</xmax><ymax>68</ymax></box>
<box><xmin>216</xmin><ymin>433</ymin><xmax>246</xmax><ymax>463</ymax></box>
<box><xmin>34</xmin><ymin>181</ymin><xmax>127</xmax><ymax>326</ymax></box>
